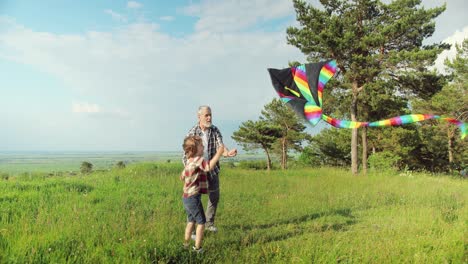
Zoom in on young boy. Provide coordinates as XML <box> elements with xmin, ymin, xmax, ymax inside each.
<box><xmin>181</xmin><ymin>135</ymin><xmax>223</xmax><ymax>253</ymax></box>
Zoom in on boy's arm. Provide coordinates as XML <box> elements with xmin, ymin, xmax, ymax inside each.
<box><xmin>181</xmin><ymin>160</ymin><xmax>195</xmax><ymax>180</ymax></box>
<box><xmin>180</xmin><ymin>170</ymin><xmax>186</xmax><ymax>181</ymax></box>
<box><xmin>206</xmin><ymin>145</ymin><xmax>224</xmax><ymax>172</ymax></box>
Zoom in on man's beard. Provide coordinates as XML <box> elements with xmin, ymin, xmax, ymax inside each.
<box><xmin>203</xmin><ymin>121</ymin><xmax>212</xmax><ymax>128</ymax></box>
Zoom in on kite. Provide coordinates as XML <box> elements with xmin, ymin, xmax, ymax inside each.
<box><xmin>267</xmin><ymin>60</ymin><xmax>467</xmax><ymax>139</ymax></box>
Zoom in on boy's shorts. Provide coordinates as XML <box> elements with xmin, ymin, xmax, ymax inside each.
<box><xmin>183</xmin><ymin>193</ymin><xmax>206</xmax><ymax>224</ymax></box>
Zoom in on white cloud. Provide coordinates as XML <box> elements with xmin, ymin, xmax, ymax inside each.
<box><xmin>160</xmin><ymin>16</ymin><xmax>175</xmax><ymax>22</ymax></box>
<box><xmin>73</xmin><ymin>102</ymin><xmax>101</xmax><ymax>113</ymax></box>
<box><xmin>433</xmin><ymin>26</ymin><xmax>468</xmax><ymax>73</ymax></box>
<box><xmin>183</xmin><ymin>0</ymin><xmax>294</xmax><ymax>32</ymax></box>
<box><xmin>127</xmin><ymin>1</ymin><xmax>142</xmax><ymax>9</ymax></box>
<box><xmin>104</xmin><ymin>9</ymin><xmax>128</xmax><ymax>22</ymax></box>
<box><xmin>72</xmin><ymin>102</ymin><xmax>131</xmax><ymax>120</ymax></box>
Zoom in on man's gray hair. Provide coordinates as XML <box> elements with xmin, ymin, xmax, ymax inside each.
<box><xmin>198</xmin><ymin>105</ymin><xmax>211</xmax><ymax>115</ymax></box>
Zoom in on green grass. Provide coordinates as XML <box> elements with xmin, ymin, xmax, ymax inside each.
<box><xmin>0</xmin><ymin>163</ymin><xmax>466</xmax><ymax>263</ymax></box>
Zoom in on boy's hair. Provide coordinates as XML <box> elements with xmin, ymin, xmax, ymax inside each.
<box><xmin>183</xmin><ymin>135</ymin><xmax>202</xmax><ymax>158</ymax></box>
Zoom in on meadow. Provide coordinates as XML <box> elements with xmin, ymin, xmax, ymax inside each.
<box><xmin>0</xmin><ymin>162</ymin><xmax>466</xmax><ymax>263</ymax></box>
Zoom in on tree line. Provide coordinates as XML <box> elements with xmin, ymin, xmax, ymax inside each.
<box><xmin>232</xmin><ymin>0</ymin><xmax>467</xmax><ymax>174</ymax></box>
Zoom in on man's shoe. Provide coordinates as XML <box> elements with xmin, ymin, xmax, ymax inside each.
<box><xmin>192</xmin><ymin>246</ymin><xmax>204</xmax><ymax>254</ymax></box>
<box><xmin>207</xmin><ymin>225</ymin><xmax>218</xmax><ymax>232</ymax></box>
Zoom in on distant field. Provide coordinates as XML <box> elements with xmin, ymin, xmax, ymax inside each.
<box><xmin>0</xmin><ymin>163</ymin><xmax>466</xmax><ymax>263</ymax></box>
<box><xmin>0</xmin><ymin>152</ymin><xmax>262</xmax><ymax>173</ymax></box>
<box><xmin>0</xmin><ymin>152</ymin><xmax>179</xmax><ymax>173</ymax></box>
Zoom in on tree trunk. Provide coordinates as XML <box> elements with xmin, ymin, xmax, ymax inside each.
<box><xmin>264</xmin><ymin>147</ymin><xmax>272</xmax><ymax>171</ymax></box>
<box><xmin>447</xmin><ymin>127</ymin><xmax>454</xmax><ymax>172</ymax></box>
<box><xmin>361</xmin><ymin>126</ymin><xmax>368</xmax><ymax>175</ymax></box>
<box><xmin>351</xmin><ymin>82</ymin><xmax>359</xmax><ymax>175</ymax></box>
<box><xmin>352</xmin><ymin>129</ymin><xmax>358</xmax><ymax>174</ymax></box>
<box><xmin>448</xmin><ymin>136</ymin><xmax>454</xmax><ymax>163</ymax></box>
<box><xmin>281</xmin><ymin>138</ymin><xmax>287</xmax><ymax>170</ymax></box>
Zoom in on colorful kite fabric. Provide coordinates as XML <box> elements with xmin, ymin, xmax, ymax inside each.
<box><xmin>267</xmin><ymin>60</ymin><xmax>467</xmax><ymax>139</ymax></box>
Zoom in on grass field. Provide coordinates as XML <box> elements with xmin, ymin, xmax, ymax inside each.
<box><xmin>0</xmin><ymin>162</ymin><xmax>466</xmax><ymax>263</ymax></box>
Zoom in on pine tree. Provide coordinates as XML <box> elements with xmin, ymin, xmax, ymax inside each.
<box><xmin>287</xmin><ymin>0</ymin><xmax>447</xmax><ymax>174</ymax></box>
<box><xmin>232</xmin><ymin>120</ymin><xmax>282</xmax><ymax>170</ymax></box>
<box><xmin>261</xmin><ymin>98</ymin><xmax>308</xmax><ymax>169</ymax></box>
<box><xmin>413</xmin><ymin>39</ymin><xmax>468</xmax><ymax>171</ymax></box>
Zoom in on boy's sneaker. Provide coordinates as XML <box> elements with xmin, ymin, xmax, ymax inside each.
<box><xmin>182</xmin><ymin>243</ymin><xmax>190</xmax><ymax>249</ymax></box>
<box><xmin>207</xmin><ymin>225</ymin><xmax>218</xmax><ymax>232</ymax></box>
<box><xmin>192</xmin><ymin>246</ymin><xmax>204</xmax><ymax>254</ymax></box>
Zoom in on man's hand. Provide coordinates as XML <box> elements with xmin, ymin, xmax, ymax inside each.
<box><xmin>226</xmin><ymin>148</ymin><xmax>237</xmax><ymax>157</ymax></box>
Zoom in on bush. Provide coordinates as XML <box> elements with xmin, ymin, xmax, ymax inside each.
<box><xmin>287</xmin><ymin>159</ymin><xmax>309</xmax><ymax>169</ymax></box>
<box><xmin>222</xmin><ymin>161</ymin><xmax>236</xmax><ymax>168</ymax></box>
<box><xmin>80</xmin><ymin>161</ymin><xmax>93</xmax><ymax>174</ymax></box>
<box><xmin>237</xmin><ymin>160</ymin><xmax>269</xmax><ymax>170</ymax></box>
<box><xmin>115</xmin><ymin>161</ymin><xmax>126</xmax><ymax>169</ymax></box>
<box><xmin>368</xmin><ymin>151</ymin><xmax>401</xmax><ymax>172</ymax></box>
<box><xmin>1</xmin><ymin>173</ymin><xmax>9</xmax><ymax>180</ymax></box>
<box><xmin>459</xmin><ymin>167</ymin><xmax>467</xmax><ymax>178</ymax></box>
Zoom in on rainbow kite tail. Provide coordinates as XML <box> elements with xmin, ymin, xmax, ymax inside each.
<box><xmin>440</xmin><ymin>116</ymin><xmax>467</xmax><ymax>139</ymax></box>
<box><xmin>366</xmin><ymin>114</ymin><xmax>466</xmax><ymax>139</ymax></box>
<box><xmin>458</xmin><ymin>122</ymin><xmax>467</xmax><ymax>139</ymax></box>
<box><xmin>461</xmin><ymin>123</ymin><xmax>467</xmax><ymax>139</ymax></box>
<box><xmin>366</xmin><ymin>114</ymin><xmax>435</xmax><ymax>127</ymax></box>
<box><xmin>322</xmin><ymin>114</ymin><xmax>466</xmax><ymax>139</ymax></box>
<box><xmin>321</xmin><ymin>115</ymin><xmax>368</xmax><ymax>128</ymax></box>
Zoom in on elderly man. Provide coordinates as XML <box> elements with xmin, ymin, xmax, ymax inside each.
<box><xmin>183</xmin><ymin>105</ymin><xmax>237</xmax><ymax>232</ymax></box>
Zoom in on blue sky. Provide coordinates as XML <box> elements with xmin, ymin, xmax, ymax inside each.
<box><xmin>0</xmin><ymin>0</ymin><xmax>467</xmax><ymax>151</ymax></box>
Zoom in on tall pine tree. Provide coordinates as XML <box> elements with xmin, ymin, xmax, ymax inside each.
<box><xmin>261</xmin><ymin>98</ymin><xmax>308</xmax><ymax>169</ymax></box>
<box><xmin>413</xmin><ymin>39</ymin><xmax>468</xmax><ymax>171</ymax></box>
<box><xmin>287</xmin><ymin>0</ymin><xmax>447</xmax><ymax>174</ymax></box>
<box><xmin>232</xmin><ymin>120</ymin><xmax>282</xmax><ymax>170</ymax></box>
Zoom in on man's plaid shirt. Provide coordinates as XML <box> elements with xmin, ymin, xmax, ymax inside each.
<box><xmin>183</xmin><ymin>124</ymin><xmax>223</xmax><ymax>191</ymax></box>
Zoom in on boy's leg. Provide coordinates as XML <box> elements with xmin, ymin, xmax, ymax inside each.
<box><xmin>195</xmin><ymin>224</ymin><xmax>205</xmax><ymax>249</ymax></box>
<box><xmin>184</xmin><ymin>222</ymin><xmax>195</xmax><ymax>244</ymax></box>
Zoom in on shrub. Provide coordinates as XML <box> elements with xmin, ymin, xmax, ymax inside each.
<box><xmin>368</xmin><ymin>151</ymin><xmax>401</xmax><ymax>172</ymax></box>
<box><xmin>80</xmin><ymin>161</ymin><xmax>93</xmax><ymax>174</ymax></box>
<box><xmin>223</xmin><ymin>161</ymin><xmax>236</xmax><ymax>168</ymax></box>
<box><xmin>237</xmin><ymin>160</ymin><xmax>269</xmax><ymax>170</ymax></box>
<box><xmin>115</xmin><ymin>161</ymin><xmax>126</xmax><ymax>169</ymax></box>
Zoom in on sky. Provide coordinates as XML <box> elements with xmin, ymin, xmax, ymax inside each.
<box><xmin>0</xmin><ymin>0</ymin><xmax>467</xmax><ymax>152</ymax></box>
